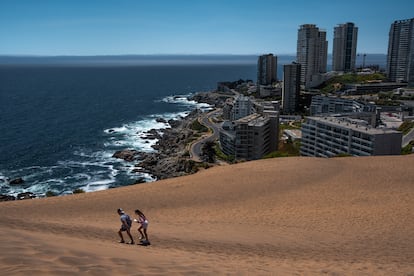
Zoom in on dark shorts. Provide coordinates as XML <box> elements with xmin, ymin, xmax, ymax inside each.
<box><xmin>120</xmin><ymin>225</ymin><xmax>131</xmax><ymax>231</ymax></box>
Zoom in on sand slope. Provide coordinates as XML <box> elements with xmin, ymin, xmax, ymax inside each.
<box><xmin>0</xmin><ymin>156</ymin><xmax>413</xmax><ymax>275</ymax></box>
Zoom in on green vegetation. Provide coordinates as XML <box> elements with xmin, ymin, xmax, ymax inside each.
<box><xmin>318</xmin><ymin>72</ymin><xmax>386</xmax><ymax>94</ymax></box>
<box><xmin>202</xmin><ymin>141</ymin><xmax>216</xmax><ymax>163</ymax></box>
<box><xmin>213</xmin><ymin>142</ymin><xmax>235</xmax><ymax>163</ymax></box>
<box><xmin>181</xmin><ymin>159</ymin><xmax>211</xmax><ymax>174</ymax></box>
<box><xmin>274</xmin><ymin>139</ymin><xmax>301</xmax><ymax>157</ymax></box>
<box><xmin>398</xmin><ymin>121</ymin><xmax>414</xmax><ymax>135</ymax></box>
<box><xmin>401</xmin><ymin>142</ymin><xmax>413</xmax><ymax>155</ymax></box>
<box><xmin>191</xmin><ymin>119</ymin><xmax>208</xmax><ymax>132</ymax></box>
<box><xmin>375</xmin><ymin>91</ymin><xmax>401</xmax><ymax>106</ymax></box>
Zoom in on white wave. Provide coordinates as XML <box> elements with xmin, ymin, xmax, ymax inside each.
<box><xmin>82</xmin><ymin>178</ymin><xmax>115</xmax><ymax>192</ymax></box>
<box><xmin>160</xmin><ymin>94</ymin><xmax>213</xmax><ymax>112</ymax></box>
<box><xmin>70</xmin><ymin>173</ymin><xmax>92</xmax><ymax>181</ymax></box>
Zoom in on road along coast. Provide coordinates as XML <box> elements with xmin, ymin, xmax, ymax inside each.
<box><xmin>114</xmin><ymin>91</ymin><xmax>233</xmax><ymax>181</ymax></box>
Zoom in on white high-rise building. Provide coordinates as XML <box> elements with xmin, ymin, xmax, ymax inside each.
<box><xmin>296</xmin><ymin>24</ymin><xmax>328</xmax><ymax>88</ymax></box>
<box><xmin>386</xmin><ymin>18</ymin><xmax>414</xmax><ymax>86</ymax></box>
<box><xmin>332</xmin><ymin>22</ymin><xmax>358</xmax><ymax>72</ymax></box>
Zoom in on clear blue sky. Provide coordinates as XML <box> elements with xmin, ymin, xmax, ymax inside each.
<box><xmin>1</xmin><ymin>0</ymin><xmax>413</xmax><ymax>56</ymax></box>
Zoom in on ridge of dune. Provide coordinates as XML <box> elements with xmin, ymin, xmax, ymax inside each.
<box><xmin>0</xmin><ymin>155</ymin><xmax>413</xmax><ymax>275</ymax></box>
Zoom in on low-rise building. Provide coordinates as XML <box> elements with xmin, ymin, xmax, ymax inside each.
<box><xmin>310</xmin><ymin>95</ymin><xmax>375</xmax><ymax>115</ymax></box>
<box><xmin>301</xmin><ymin>116</ymin><xmax>402</xmax><ymax>157</ymax></box>
<box><xmin>344</xmin><ymin>82</ymin><xmax>407</xmax><ymax>95</ymax></box>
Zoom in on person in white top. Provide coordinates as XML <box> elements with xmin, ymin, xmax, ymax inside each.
<box><xmin>134</xmin><ymin>209</ymin><xmax>150</xmax><ymax>245</ymax></box>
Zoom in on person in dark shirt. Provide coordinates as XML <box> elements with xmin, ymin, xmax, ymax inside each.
<box><xmin>117</xmin><ymin>208</ymin><xmax>134</xmax><ymax>244</ymax></box>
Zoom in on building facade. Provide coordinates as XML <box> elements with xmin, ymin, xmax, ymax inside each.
<box><xmin>300</xmin><ymin>116</ymin><xmax>402</xmax><ymax>157</ymax></box>
<box><xmin>219</xmin><ymin>113</ymin><xmax>279</xmax><ymax>160</ymax></box>
<box><xmin>231</xmin><ymin>95</ymin><xmax>253</xmax><ymax>121</ymax></box>
<box><xmin>309</xmin><ymin>95</ymin><xmax>371</xmax><ymax>115</ymax></box>
<box><xmin>332</xmin><ymin>22</ymin><xmax>358</xmax><ymax>72</ymax></box>
<box><xmin>257</xmin><ymin>54</ymin><xmax>277</xmax><ymax>85</ymax></box>
<box><xmin>386</xmin><ymin>18</ymin><xmax>414</xmax><ymax>86</ymax></box>
<box><xmin>296</xmin><ymin>24</ymin><xmax>328</xmax><ymax>88</ymax></box>
<box><xmin>282</xmin><ymin>62</ymin><xmax>301</xmax><ymax>114</ymax></box>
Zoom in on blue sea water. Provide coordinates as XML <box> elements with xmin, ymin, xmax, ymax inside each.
<box><xmin>0</xmin><ymin>54</ymin><xmax>386</xmax><ymax>197</ymax></box>
<box><xmin>0</xmin><ymin>60</ymin><xmax>259</xmax><ymax>197</ymax></box>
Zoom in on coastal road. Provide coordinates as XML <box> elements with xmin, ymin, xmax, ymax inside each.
<box><xmin>190</xmin><ymin>109</ymin><xmax>222</xmax><ymax>162</ymax></box>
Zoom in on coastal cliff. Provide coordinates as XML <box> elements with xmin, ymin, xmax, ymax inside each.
<box><xmin>113</xmin><ymin>91</ymin><xmax>231</xmax><ymax>181</ymax></box>
<box><xmin>113</xmin><ymin>108</ymin><xmax>206</xmax><ymax>180</ymax></box>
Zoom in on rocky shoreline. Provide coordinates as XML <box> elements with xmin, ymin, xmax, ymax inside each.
<box><xmin>113</xmin><ymin>108</ymin><xmax>206</xmax><ymax>180</ymax></box>
<box><xmin>113</xmin><ymin>91</ymin><xmax>233</xmax><ymax>181</ymax></box>
<box><xmin>0</xmin><ymin>91</ymin><xmax>231</xmax><ymax>201</ymax></box>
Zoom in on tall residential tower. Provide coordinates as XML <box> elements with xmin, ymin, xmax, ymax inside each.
<box><xmin>386</xmin><ymin>18</ymin><xmax>414</xmax><ymax>86</ymax></box>
<box><xmin>296</xmin><ymin>24</ymin><xmax>328</xmax><ymax>88</ymax></box>
<box><xmin>332</xmin><ymin>22</ymin><xmax>358</xmax><ymax>72</ymax></box>
<box><xmin>282</xmin><ymin>62</ymin><xmax>301</xmax><ymax>114</ymax></box>
<box><xmin>257</xmin><ymin>54</ymin><xmax>277</xmax><ymax>85</ymax></box>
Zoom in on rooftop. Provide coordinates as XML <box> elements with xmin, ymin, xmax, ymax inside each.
<box><xmin>306</xmin><ymin>116</ymin><xmax>401</xmax><ymax>135</ymax></box>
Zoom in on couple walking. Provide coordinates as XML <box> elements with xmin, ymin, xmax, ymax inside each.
<box><xmin>117</xmin><ymin>208</ymin><xmax>150</xmax><ymax>245</ymax></box>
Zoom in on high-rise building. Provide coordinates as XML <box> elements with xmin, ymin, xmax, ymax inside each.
<box><xmin>282</xmin><ymin>62</ymin><xmax>301</xmax><ymax>114</ymax></box>
<box><xmin>257</xmin><ymin>54</ymin><xmax>277</xmax><ymax>85</ymax></box>
<box><xmin>386</xmin><ymin>18</ymin><xmax>414</xmax><ymax>86</ymax></box>
<box><xmin>332</xmin><ymin>22</ymin><xmax>358</xmax><ymax>72</ymax></box>
<box><xmin>296</xmin><ymin>24</ymin><xmax>328</xmax><ymax>88</ymax></box>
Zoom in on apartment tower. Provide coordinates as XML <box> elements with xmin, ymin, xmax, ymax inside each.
<box><xmin>332</xmin><ymin>22</ymin><xmax>358</xmax><ymax>72</ymax></box>
<box><xmin>282</xmin><ymin>62</ymin><xmax>301</xmax><ymax>114</ymax></box>
<box><xmin>257</xmin><ymin>54</ymin><xmax>277</xmax><ymax>85</ymax></box>
<box><xmin>386</xmin><ymin>18</ymin><xmax>414</xmax><ymax>86</ymax></box>
<box><xmin>296</xmin><ymin>24</ymin><xmax>328</xmax><ymax>88</ymax></box>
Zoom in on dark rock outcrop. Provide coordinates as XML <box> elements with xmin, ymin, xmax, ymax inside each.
<box><xmin>17</xmin><ymin>192</ymin><xmax>36</xmax><ymax>200</ymax></box>
<box><xmin>135</xmin><ymin>109</ymin><xmax>204</xmax><ymax>180</ymax></box>
<box><xmin>142</xmin><ymin>129</ymin><xmax>161</xmax><ymax>140</ymax></box>
<box><xmin>188</xmin><ymin>91</ymin><xmax>231</xmax><ymax>107</ymax></box>
<box><xmin>156</xmin><ymin>117</ymin><xmax>167</xmax><ymax>123</ymax></box>
<box><xmin>10</xmin><ymin>177</ymin><xmax>24</xmax><ymax>185</ymax></box>
<box><xmin>0</xmin><ymin>194</ymin><xmax>16</xmax><ymax>202</ymax></box>
<box><xmin>112</xmin><ymin>149</ymin><xmax>138</xmax><ymax>162</ymax></box>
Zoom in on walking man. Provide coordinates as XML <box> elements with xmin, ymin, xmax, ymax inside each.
<box><xmin>117</xmin><ymin>208</ymin><xmax>134</xmax><ymax>244</ymax></box>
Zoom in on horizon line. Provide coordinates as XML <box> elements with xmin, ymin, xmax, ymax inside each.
<box><xmin>0</xmin><ymin>52</ymin><xmax>387</xmax><ymax>58</ymax></box>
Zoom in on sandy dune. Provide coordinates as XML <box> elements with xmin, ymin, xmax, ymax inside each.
<box><xmin>0</xmin><ymin>155</ymin><xmax>413</xmax><ymax>275</ymax></box>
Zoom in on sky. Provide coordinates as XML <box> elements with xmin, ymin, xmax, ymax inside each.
<box><xmin>1</xmin><ymin>0</ymin><xmax>413</xmax><ymax>56</ymax></box>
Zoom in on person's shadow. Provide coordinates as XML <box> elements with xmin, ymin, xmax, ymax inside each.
<box><xmin>138</xmin><ymin>240</ymin><xmax>151</xmax><ymax>246</ymax></box>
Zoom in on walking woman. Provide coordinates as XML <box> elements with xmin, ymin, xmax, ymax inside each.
<box><xmin>134</xmin><ymin>209</ymin><xmax>150</xmax><ymax>245</ymax></box>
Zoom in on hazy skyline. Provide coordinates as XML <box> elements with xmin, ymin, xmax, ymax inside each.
<box><xmin>1</xmin><ymin>0</ymin><xmax>413</xmax><ymax>56</ymax></box>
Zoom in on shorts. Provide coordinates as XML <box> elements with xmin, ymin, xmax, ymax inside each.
<box><xmin>120</xmin><ymin>225</ymin><xmax>131</xmax><ymax>231</ymax></box>
<box><xmin>140</xmin><ymin>220</ymin><xmax>149</xmax><ymax>230</ymax></box>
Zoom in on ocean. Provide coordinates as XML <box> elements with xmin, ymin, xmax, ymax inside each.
<box><xmin>0</xmin><ymin>54</ymin><xmax>387</xmax><ymax>197</ymax></box>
